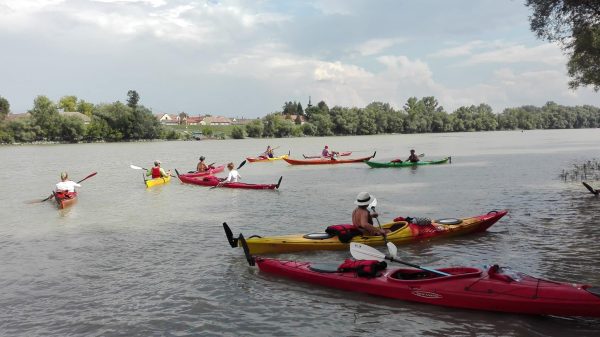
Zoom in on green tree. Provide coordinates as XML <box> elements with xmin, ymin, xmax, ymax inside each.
<box><xmin>0</xmin><ymin>96</ymin><xmax>9</xmax><ymax>120</ymax></box>
<box><xmin>58</xmin><ymin>95</ymin><xmax>78</xmax><ymax>112</ymax></box>
<box><xmin>526</xmin><ymin>0</ymin><xmax>600</xmax><ymax>90</ymax></box>
<box><xmin>59</xmin><ymin>115</ymin><xmax>85</xmax><ymax>142</ymax></box>
<box><xmin>29</xmin><ymin>95</ymin><xmax>61</xmax><ymax>140</ymax></box>
<box><xmin>231</xmin><ymin>126</ymin><xmax>244</xmax><ymax>139</ymax></box>
<box><xmin>77</xmin><ymin>99</ymin><xmax>94</xmax><ymax>117</ymax></box>
<box><xmin>202</xmin><ymin>126</ymin><xmax>214</xmax><ymax>138</ymax></box>
<box><xmin>245</xmin><ymin>120</ymin><xmax>264</xmax><ymax>138</ymax></box>
<box><xmin>127</xmin><ymin>90</ymin><xmax>140</xmax><ymax>109</ymax></box>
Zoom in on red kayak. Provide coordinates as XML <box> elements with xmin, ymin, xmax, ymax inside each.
<box><xmin>180</xmin><ymin>165</ymin><xmax>225</xmax><ymax>177</ymax></box>
<box><xmin>284</xmin><ymin>152</ymin><xmax>376</xmax><ymax>165</ymax></box>
<box><xmin>53</xmin><ymin>191</ymin><xmax>77</xmax><ymax>209</ymax></box>
<box><xmin>239</xmin><ymin>243</ymin><xmax>600</xmax><ymax>317</ymax></box>
<box><xmin>302</xmin><ymin>151</ymin><xmax>352</xmax><ymax>159</ymax></box>
<box><xmin>177</xmin><ymin>173</ymin><xmax>282</xmax><ymax>190</ymax></box>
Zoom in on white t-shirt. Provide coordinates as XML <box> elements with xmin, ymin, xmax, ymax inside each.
<box><xmin>55</xmin><ymin>180</ymin><xmax>81</xmax><ymax>192</ymax></box>
<box><xmin>226</xmin><ymin>170</ymin><xmax>240</xmax><ymax>183</ymax></box>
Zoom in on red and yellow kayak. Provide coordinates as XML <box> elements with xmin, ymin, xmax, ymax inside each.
<box><xmin>283</xmin><ymin>152</ymin><xmax>376</xmax><ymax>165</ymax></box>
<box><xmin>247</xmin><ymin>154</ymin><xmax>289</xmax><ymax>163</ymax></box>
<box><xmin>224</xmin><ymin>210</ymin><xmax>507</xmax><ymax>254</ymax></box>
<box><xmin>53</xmin><ymin>191</ymin><xmax>77</xmax><ymax>209</ymax></box>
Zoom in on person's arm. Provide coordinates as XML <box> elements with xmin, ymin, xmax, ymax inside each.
<box><xmin>160</xmin><ymin>168</ymin><xmax>169</xmax><ymax>177</ymax></box>
<box><xmin>146</xmin><ymin>169</ymin><xmax>152</xmax><ymax>177</ymax></box>
<box><xmin>357</xmin><ymin>211</ymin><xmax>383</xmax><ymax>235</ymax></box>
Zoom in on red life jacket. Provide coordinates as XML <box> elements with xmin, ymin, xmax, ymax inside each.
<box><xmin>151</xmin><ymin>167</ymin><xmax>161</xmax><ymax>178</ymax></box>
<box><xmin>325</xmin><ymin>224</ymin><xmax>362</xmax><ymax>243</ymax></box>
<box><xmin>338</xmin><ymin>259</ymin><xmax>387</xmax><ymax>277</ymax></box>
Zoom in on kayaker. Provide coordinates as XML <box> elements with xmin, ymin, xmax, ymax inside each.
<box><xmin>352</xmin><ymin>192</ymin><xmax>387</xmax><ymax>236</ymax></box>
<box><xmin>263</xmin><ymin>146</ymin><xmax>275</xmax><ymax>159</ymax></box>
<box><xmin>147</xmin><ymin>160</ymin><xmax>171</xmax><ymax>178</ymax></box>
<box><xmin>196</xmin><ymin>156</ymin><xmax>213</xmax><ymax>172</ymax></box>
<box><xmin>55</xmin><ymin>172</ymin><xmax>81</xmax><ymax>193</ymax></box>
<box><xmin>407</xmin><ymin>149</ymin><xmax>420</xmax><ymax>163</ymax></box>
<box><xmin>225</xmin><ymin>162</ymin><xmax>241</xmax><ymax>182</ymax></box>
<box><xmin>321</xmin><ymin>145</ymin><xmax>330</xmax><ymax>157</ymax></box>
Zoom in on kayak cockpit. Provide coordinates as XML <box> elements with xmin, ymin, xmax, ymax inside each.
<box><xmin>389</xmin><ymin>267</ymin><xmax>481</xmax><ymax>282</ymax></box>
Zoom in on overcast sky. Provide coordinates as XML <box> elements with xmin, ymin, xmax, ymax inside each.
<box><xmin>1</xmin><ymin>0</ymin><xmax>598</xmax><ymax>117</ymax></box>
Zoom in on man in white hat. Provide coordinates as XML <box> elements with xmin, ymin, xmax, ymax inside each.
<box><xmin>352</xmin><ymin>192</ymin><xmax>387</xmax><ymax>236</ymax></box>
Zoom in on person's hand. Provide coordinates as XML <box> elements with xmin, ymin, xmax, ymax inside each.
<box><xmin>371</xmin><ymin>211</ymin><xmax>379</xmax><ymax>218</ymax></box>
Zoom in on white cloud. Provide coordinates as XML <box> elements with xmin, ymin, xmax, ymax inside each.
<box><xmin>355</xmin><ymin>37</ymin><xmax>406</xmax><ymax>56</ymax></box>
<box><xmin>461</xmin><ymin>43</ymin><xmax>564</xmax><ymax>66</ymax></box>
<box><xmin>428</xmin><ymin>40</ymin><xmax>485</xmax><ymax>58</ymax></box>
<box><xmin>92</xmin><ymin>0</ymin><xmax>166</xmax><ymax>7</ymax></box>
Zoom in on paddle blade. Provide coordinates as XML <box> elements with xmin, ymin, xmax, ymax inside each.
<box><xmin>77</xmin><ymin>171</ymin><xmax>97</xmax><ymax>183</ymax></box>
<box><xmin>583</xmin><ymin>182</ymin><xmax>599</xmax><ymax>195</ymax></box>
<box><xmin>350</xmin><ymin>242</ymin><xmax>385</xmax><ymax>261</ymax></box>
<box><xmin>237</xmin><ymin>160</ymin><xmax>247</xmax><ymax>170</ymax></box>
<box><xmin>130</xmin><ymin>164</ymin><xmax>143</xmax><ymax>170</ymax></box>
<box><xmin>276</xmin><ymin>176</ymin><xmax>283</xmax><ymax>189</ymax></box>
<box><xmin>387</xmin><ymin>242</ymin><xmax>398</xmax><ymax>257</ymax></box>
<box><xmin>238</xmin><ymin>234</ymin><xmax>255</xmax><ymax>266</ymax></box>
<box><xmin>223</xmin><ymin>222</ymin><xmax>239</xmax><ymax>248</ymax></box>
<box><xmin>370</xmin><ymin>198</ymin><xmax>377</xmax><ymax>209</ymax></box>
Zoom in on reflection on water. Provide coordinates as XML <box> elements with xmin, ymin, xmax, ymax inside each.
<box><xmin>1</xmin><ymin>129</ymin><xmax>600</xmax><ymax>336</ymax></box>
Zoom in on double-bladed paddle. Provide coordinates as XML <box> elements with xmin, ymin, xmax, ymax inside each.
<box><xmin>34</xmin><ymin>171</ymin><xmax>98</xmax><ymax>203</ymax></box>
<box><xmin>350</xmin><ymin>242</ymin><xmax>451</xmax><ymax>277</ymax></box>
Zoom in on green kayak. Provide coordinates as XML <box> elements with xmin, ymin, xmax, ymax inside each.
<box><xmin>366</xmin><ymin>157</ymin><xmax>451</xmax><ymax>168</ymax></box>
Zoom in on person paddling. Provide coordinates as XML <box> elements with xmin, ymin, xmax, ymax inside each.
<box><xmin>407</xmin><ymin>149</ymin><xmax>420</xmax><ymax>163</ymax></box>
<box><xmin>196</xmin><ymin>156</ymin><xmax>214</xmax><ymax>172</ymax></box>
<box><xmin>55</xmin><ymin>172</ymin><xmax>81</xmax><ymax>195</ymax></box>
<box><xmin>352</xmin><ymin>192</ymin><xmax>387</xmax><ymax>236</ymax></box>
<box><xmin>322</xmin><ymin>145</ymin><xmax>330</xmax><ymax>158</ymax></box>
<box><xmin>147</xmin><ymin>160</ymin><xmax>171</xmax><ymax>178</ymax></box>
<box><xmin>262</xmin><ymin>145</ymin><xmax>275</xmax><ymax>159</ymax></box>
<box><xmin>225</xmin><ymin>162</ymin><xmax>241</xmax><ymax>182</ymax></box>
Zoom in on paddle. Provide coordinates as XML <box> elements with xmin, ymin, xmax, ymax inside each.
<box><xmin>131</xmin><ymin>164</ymin><xmax>174</xmax><ymax>177</ymax></box>
<box><xmin>36</xmin><ymin>172</ymin><xmax>98</xmax><ymax>203</ymax></box>
<box><xmin>369</xmin><ymin>198</ymin><xmax>391</xmax><ymax>254</ymax></box>
<box><xmin>350</xmin><ymin>242</ymin><xmax>451</xmax><ymax>277</ymax></box>
<box><xmin>582</xmin><ymin>182</ymin><xmax>599</xmax><ymax>195</ymax></box>
<box><xmin>210</xmin><ymin>160</ymin><xmax>247</xmax><ymax>189</ymax></box>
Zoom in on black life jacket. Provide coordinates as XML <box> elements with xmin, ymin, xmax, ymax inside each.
<box><xmin>337</xmin><ymin>259</ymin><xmax>387</xmax><ymax>277</ymax></box>
<box><xmin>325</xmin><ymin>224</ymin><xmax>362</xmax><ymax>243</ymax></box>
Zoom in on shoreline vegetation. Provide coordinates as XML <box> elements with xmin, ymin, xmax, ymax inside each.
<box><xmin>1</xmin><ymin>91</ymin><xmax>600</xmax><ymax>145</ymax></box>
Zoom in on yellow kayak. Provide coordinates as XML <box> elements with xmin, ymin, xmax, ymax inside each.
<box><xmin>246</xmin><ymin>154</ymin><xmax>289</xmax><ymax>163</ymax></box>
<box><xmin>224</xmin><ymin>210</ymin><xmax>507</xmax><ymax>254</ymax></box>
<box><xmin>144</xmin><ymin>175</ymin><xmax>171</xmax><ymax>188</ymax></box>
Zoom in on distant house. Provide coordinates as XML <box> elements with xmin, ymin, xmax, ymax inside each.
<box><xmin>284</xmin><ymin>114</ymin><xmax>306</xmax><ymax>125</ymax></box>
<box><xmin>155</xmin><ymin>113</ymin><xmax>180</xmax><ymax>125</ymax></box>
<box><xmin>60</xmin><ymin>111</ymin><xmax>91</xmax><ymax>125</ymax></box>
<box><xmin>231</xmin><ymin>118</ymin><xmax>255</xmax><ymax>125</ymax></box>
<box><xmin>5</xmin><ymin>112</ymin><xmax>30</xmax><ymax>121</ymax></box>
<box><xmin>203</xmin><ymin>116</ymin><xmax>232</xmax><ymax>126</ymax></box>
<box><xmin>186</xmin><ymin>116</ymin><xmax>205</xmax><ymax>126</ymax></box>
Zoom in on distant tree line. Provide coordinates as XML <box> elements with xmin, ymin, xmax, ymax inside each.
<box><xmin>1</xmin><ymin>93</ymin><xmax>599</xmax><ymax>143</ymax></box>
<box><xmin>242</xmin><ymin>97</ymin><xmax>600</xmax><ymax>138</ymax></box>
<box><xmin>0</xmin><ymin>91</ymin><xmax>179</xmax><ymax>143</ymax></box>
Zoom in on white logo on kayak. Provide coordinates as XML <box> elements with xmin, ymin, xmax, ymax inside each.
<box><xmin>411</xmin><ymin>290</ymin><xmax>442</xmax><ymax>299</ymax></box>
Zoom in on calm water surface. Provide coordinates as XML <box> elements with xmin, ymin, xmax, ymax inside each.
<box><xmin>1</xmin><ymin>129</ymin><xmax>600</xmax><ymax>336</ymax></box>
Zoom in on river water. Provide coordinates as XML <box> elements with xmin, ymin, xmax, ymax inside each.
<box><xmin>1</xmin><ymin>129</ymin><xmax>600</xmax><ymax>336</ymax></box>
